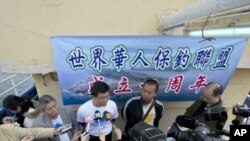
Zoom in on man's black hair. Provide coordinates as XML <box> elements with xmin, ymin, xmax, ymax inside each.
<box><xmin>91</xmin><ymin>81</ymin><xmax>110</xmax><ymax>97</ymax></box>
<box><xmin>2</xmin><ymin>95</ymin><xmax>34</xmax><ymax>115</ymax></box>
<box><xmin>143</xmin><ymin>78</ymin><xmax>159</xmax><ymax>93</ymax></box>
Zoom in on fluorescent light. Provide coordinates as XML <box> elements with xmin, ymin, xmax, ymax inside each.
<box><xmin>187</xmin><ymin>27</ymin><xmax>250</xmax><ymax>37</ymax></box>
<box><xmin>235</xmin><ymin>27</ymin><xmax>250</xmax><ymax>35</ymax></box>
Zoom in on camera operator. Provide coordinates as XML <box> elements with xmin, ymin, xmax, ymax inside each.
<box><xmin>184</xmin><ymin>82</ymin><xmax>226</xmax><ymax>131</ymax></box>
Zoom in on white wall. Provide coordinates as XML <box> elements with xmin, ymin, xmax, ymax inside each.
<box><xmin>0</xmin><ymin>0</ymin><xmax>249</xmax><ymax>137</ymax></box>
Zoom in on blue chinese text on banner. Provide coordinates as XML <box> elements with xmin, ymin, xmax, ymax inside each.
<box><xmin>51</xmin><ymin>36</ymin><xmax>247</xmax><ymax>105</ymax></box>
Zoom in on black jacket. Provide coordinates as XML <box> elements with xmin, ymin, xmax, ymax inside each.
<box><xmin>121</xmin><ymin>96</ymin><xmax>164</xmax><ymax>133</ymax></box>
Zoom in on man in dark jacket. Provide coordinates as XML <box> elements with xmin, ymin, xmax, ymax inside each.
<box><xmin>184</xmin><ymin>82</ymin><xmax>226</xmax><ymax>131</ymax></box>
<box><xmin>121</xmin><ymin>79</ymin><xmax>164</xmax><ymax>140</ymax></box>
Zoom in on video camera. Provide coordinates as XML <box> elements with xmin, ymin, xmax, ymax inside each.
<box><xmin>167</xmin><ymin>115</ymin><xmax>223</xmax><ymax>141</ymax></box>
<box><xmin>231</xmin><ymin>92</ymin><xmax>250</xmax><ymax>125</ymax></box>
<box><xmin>204</xmin><ymin>107</ymin><xmax>227</xmax><ymax>122</ymax></box>
<box><xmin>129</xmin><ymin>122</ymin><xmax>166</xmax><ymax>141</ymax></box>
<box><xmin>204</xmin><ymin>107</ymin><xmax>228</xmax><ymax>130</ymax></box>
<box><xmin>233</xmin><ymin>105</ymin><xmax>250</xmax><ymax>118</ymax></box>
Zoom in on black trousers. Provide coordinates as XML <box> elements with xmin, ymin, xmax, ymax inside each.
<box><xmin>89</xmin><ymin>132</ymin><xmax>112</xmax><ymax>141</ymax></box>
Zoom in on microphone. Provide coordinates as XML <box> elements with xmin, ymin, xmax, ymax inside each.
<box><xmin>103</xmin><ymin>111</ymin><xmax>112</xmax><ymax>121</ymax></box>
<box><xmin>175</xmin><ymin>115</ymin><xmax>198</xmax><ymax>129</ymax></box>
<box><xmin>84</xmin><ymin>116</ymin><xmax>93</xmax><ymax>133</ymax></box>
<box><xmin>103</xmin><ymin>111</ymin><xmax>116</xmax><ymax>129</ymax></box>
<box><xmin>94</xmin><ymin>110</ymin><xmax>102</xmax><ymax>120</ymax></box>
<box><xmin>94</xmin><ymin>110</ymin><xmax>102</xmax><ymax>134</ymax></box>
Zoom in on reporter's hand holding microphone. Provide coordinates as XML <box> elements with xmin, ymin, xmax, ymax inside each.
<box><xmin>98</xmin><ymin>128</ymin><xmax>122</xmax><ymax>141</ymax></box>
<box><xmin>70</xmin><ymin>131</ymin><xmax>90</xmax><ymax>141</ymax></box>
<box><xmin>71</xmin><ymin>115</ymin><xmax>93</xmax><ymax>141</ymax></box>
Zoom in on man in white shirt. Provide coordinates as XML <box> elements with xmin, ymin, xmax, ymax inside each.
<box><xmin>77</xmin><ymin>81</ymin><xmax>119</xmax><ymax>141</ymax></box>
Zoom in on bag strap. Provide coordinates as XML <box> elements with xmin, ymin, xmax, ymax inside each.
<box><xmin>141</xmin><ymin>99</ymin><xmax>155</xmax><ymax>121</ymax></box>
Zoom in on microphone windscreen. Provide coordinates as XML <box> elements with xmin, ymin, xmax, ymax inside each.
<box><xmin>94</xmin><ymin>110</ymin><xmax>102</xmax><ymax>119</ymax></box>
<box><xmin>175</xmin><ymin>115</ymin><xmax>197</xmax><ymax>129</ymax></box>
<box><xmin>85</xmin><ymin>116</ymin><xmax>93</xmax><ymax>123</ymax></box>
<box><xmin>103</xmin><ymin>111</ymin><xmax>112</xmax><ymax>120</ymax></box>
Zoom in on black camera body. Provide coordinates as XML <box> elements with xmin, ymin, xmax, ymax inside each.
<box><xmin>233</xmin><ymin>105</ymin><xmax>250</xmax><ymax>118</ymax></box>
<box><xmin>167</xmin><ymin>115</ymin><xmax>223</xmax><ymax>141</ymax></box>
<box><xmin>204</xmin><ymin>107</ymin><xmax>228</xmax><ymax>130</ymax></box>
<box><xmin>204</xmin><ymin>107</ymin><xmax>227</xmax><ymax>122</ymax></box>
<box><xmin>129</xmin><ymin>122</ymin><xmax>166</xmax><ymax>141</ymax></box>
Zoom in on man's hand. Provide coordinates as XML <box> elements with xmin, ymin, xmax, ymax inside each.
<box><xmin>114</xmin><ymin>128</ymin><xmax>122</xmax><ymax>140</ymax></box>
<box><xmin>53</xmin><ymin>128</ymin><xmax>62</xmax><ymax>136</ymax></box>
<box><xmin>99</xmin><ymin>132</ymin><xmax>105</xmax><ymax>141</ymax></box>
<box><xmin>21</xmin><ymin>135</ymin><xmax>34</xmax><ymax>141</ymax></box>
<box><xmin>81</xmin><ymin>132</ymin><xmax>90</xmax><ymax>141</ymax></box>
<box><xmin>70</xmin><ymin>131</ymin><xmax>81</xmax><ymax>141</ymax></box>
<box><xmin>2</xmin><ymin>117</ymin><xmax>14</xmax><ymax>124</ymax></box>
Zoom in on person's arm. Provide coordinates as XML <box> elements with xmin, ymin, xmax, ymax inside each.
<box><xmin>99</xmin><ymin>132</ymin><xmax>105</xmax><ymax>141</ymax></box>
<box><xmin>184</xmin><ymin>100</ymin><xmax>200</xmax><ymax>116</ymax></box>
<box><xmin>76</xmin><ymin>106</ymin><xmax>86</xmax><ymax>131</ymax></box>
<box><xmin>80</xmin><ymin>132</ymin><xmax>90</xmax><ymax>141</ymax></box>
<box><xmin>2</xmin><ymin>124</ymin><xmax>56</xmax><ymax>140</ymax></box>
<box><xmin>19</xmin><ymin>127</ymin><xmax>57</xmax><ymax>139</ymax></box>
<box><xmin>121</xmin><ymin>104</ymin><xmax>125</xmax><ymax>120</ymax></box>
<box><xmin>70</xmin><ymin>131</ymin><xmax>82</xmax><ymax>141</ymax></box>
<box><xmin>21</xmin><ymin>135</ymin><xmax>34</xmax><ymax>141</ymax></box>
<box><xmin>78</xmin><ymin>122</ymin><xmax>87</xmax><ymax>130</ymax></box>
<box><xmin>121</xmin><ymin>101</ymin><xmax>130</xmax><ymax>122</ymax></box>
<box><xmin>113</xmin><ymin>101</ymin><xmax>119</xmax><ymax>120</ymax></box>
<box><xmin>184</xmin><ymin>104</ymin><xmax>193</xmax><ymax>116</ymax></box>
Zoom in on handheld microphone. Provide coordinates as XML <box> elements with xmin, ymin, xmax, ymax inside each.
<box><xmin>103</xmin><ymin>111</ymin><xmax>116</xmax><ymax>129</ymax></box>
<box><xmin>175</xmin><ymin>115</ymin><xmax>198</xmax><ymax>129</ymax></box>
<box><xmin>103</xmin><ymin>111</ymin><xmax>112</xmax><ymax>121</ymax></box>
<box><xmin>84</xmin><ymin>116</ymin><xmax>93</xmax><ymax>133</ymax></box>
<box><xmin>94</xmin><ymin>110</ymin><xmax>102</xmax><ymax>134</ymax></box>
<box><xmin>94</xmin><ymin>110</ymin><xmax>102</xmax><ymax>120</ymax></box>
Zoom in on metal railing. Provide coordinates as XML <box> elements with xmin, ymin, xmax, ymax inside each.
<box><xmin>0</xmin><ymin>74</ymin><xmax>33</xmax><ymax>97</ymax></box>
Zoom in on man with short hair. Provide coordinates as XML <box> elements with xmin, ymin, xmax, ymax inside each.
<box><xmin>33</xmin><ymin>95</ymin><xmax>79</xmax><ymax>141</ymax></box>
<box><xmin>121</xmin><ymin>79</ymin><xmax>164</xmax><ymax>140</ymax></box>
<box><xmin>184</xmin><ymin>82</ymin><xmax>226</xmax><ymax>131</ymax></box>
<box><xmin>77</xmin><ymin>81</ymin><xmax>119</xmax><ymax>141</ymax></box>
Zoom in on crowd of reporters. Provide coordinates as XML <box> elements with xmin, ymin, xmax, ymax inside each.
<box><xmin>0</xmin><ymin>80</ymin><xmax>249</xmax><ymax>141</ymax></box>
